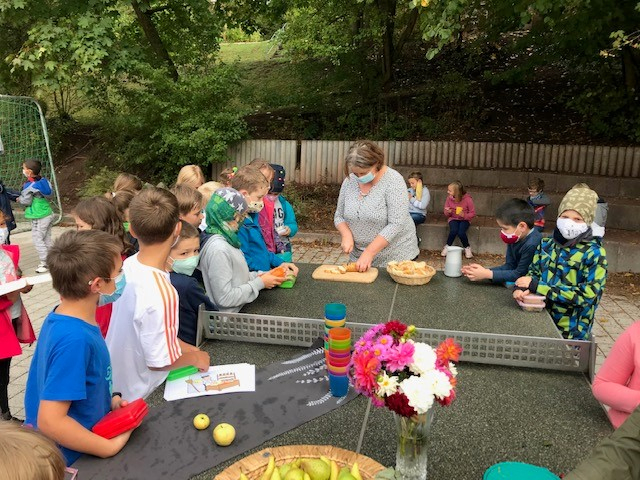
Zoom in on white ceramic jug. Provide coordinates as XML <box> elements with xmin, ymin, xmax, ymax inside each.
<box><xmin>444</xmin><ymin>246</ymin><xmax>463</xmax><ymax>277</ymax></box>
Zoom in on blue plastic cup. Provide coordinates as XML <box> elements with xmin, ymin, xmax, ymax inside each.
<box><xmin>325</xmin><ymin>303</ymin><xmax>347</xmax><ymax>321</ymax></box>
<box><xmin>328</xmin><ymin>372</ymin><xmax>349</xmax><ymax>397</ymax></box>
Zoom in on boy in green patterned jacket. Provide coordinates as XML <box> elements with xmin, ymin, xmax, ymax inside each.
<box><xmin>513</xmin><ymin>184</ymin><xmax>607</xmax><ymax>340</ymax></box>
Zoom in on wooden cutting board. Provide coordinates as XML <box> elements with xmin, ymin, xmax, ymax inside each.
<box><xmin>311</xmin><ymin>264</ymin><xmax>379</xmax><ymax>283</ymax></box>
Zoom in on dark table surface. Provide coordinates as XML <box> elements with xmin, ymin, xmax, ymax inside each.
<box><xmin>242</xmin><ymin>263</ymin><xmax>560</xmax><ymax>338</ymax></box>
<box><xmin>93</xmin><ymin>264</ymin><xmax>613</xmax><ymax>479</ymax></box>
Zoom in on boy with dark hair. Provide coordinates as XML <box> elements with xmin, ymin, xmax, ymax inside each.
<box><xmin>106</xmin><ymin>188</ymin><xmax>209</xmax><ymax>400</ymax></box>
<box><xmin>514</xmin><ymin>184</ymin><xmax>607</xmax><ymax>340</ymax></box>
<box><xmin>462</xmin><ymin>198</ymin><xmax>542</xmax><ymax>283</ymax></box>
<box><xmin>24</xmin><ymin>230</ymin><xmax>133</xmax><ymax>465</ymax></box>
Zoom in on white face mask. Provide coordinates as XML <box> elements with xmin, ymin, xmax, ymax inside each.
<box><xmin>556</xmin><ymin>217</ymin><xmax>589</xmax><ymax>239</ymax></box>
<box><xmin>0</xmin><ymin>227</ymin><xmax>7</xmax><ymax>244</ymax></box>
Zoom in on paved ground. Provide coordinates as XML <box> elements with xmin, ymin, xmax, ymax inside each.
<box><xmin>6</xmin><ymin>227</ymin><xmax>639</xmax><ymax>419</ymax></box>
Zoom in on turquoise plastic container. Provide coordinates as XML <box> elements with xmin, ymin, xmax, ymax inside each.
<box><xmin>483</xmin><ymin>462</ymin><xmax>560</xmax><ymax>480</ymax></box>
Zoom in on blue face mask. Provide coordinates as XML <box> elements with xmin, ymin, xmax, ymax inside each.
<box><xmin>355</xmin><ymin>171</ymin><xmax>375</xmax><ymax>184</ymax></box>
<box><xmin>170</xmin><ymin>254</ymin><xmax>200</xmax><ymax>276</ymax></box>
<box><xmin>98</xmin><ymin>272</ymin><xmax>127</xmax><ymax>306</ymax></box>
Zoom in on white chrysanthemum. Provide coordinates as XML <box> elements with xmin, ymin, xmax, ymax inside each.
<box><xmin>400</xmin><ymin>376</ymin><xmax>434</xmax><ymax>414</ymax></box>
<box><xmin>409</xmin><ymin>341</ymin><xmax>437</xmax><ymax>375</ymax></box>
<box><xmin>448</xmin><ymin>362</ymin><xmax>458</xmax><ymax>377</ymax></box>
<box><xmin>376</xmin><ymin>371</ymin><xmax>399</xmax><ymax>397</ymax></box>
<box><xmin>422</xmin><ymin>369</ymin><xmax>453</xmax><ymax>399</ymax></box>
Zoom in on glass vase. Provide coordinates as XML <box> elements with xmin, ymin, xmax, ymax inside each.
<box><xmin>394</xmin><ymin>410</ymin><xmax>434</xmax><ymax>480</ymax></box>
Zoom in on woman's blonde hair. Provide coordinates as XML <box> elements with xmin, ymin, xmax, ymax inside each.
<box><xmin>0</xmin><ymin>422</ymin><xmax>66</xmax><ymax>480</ymax></box>
<box><xmin>343</xmin><ymin>140</ymin><xmax>385</xmax><ymax>176</ymax></box>
<box><xmin>176</xmin><ymin>165</ymin><xmax>206</xmax><ymax>189</ymax></box>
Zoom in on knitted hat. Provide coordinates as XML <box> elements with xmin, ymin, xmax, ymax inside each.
<box><xmin>270</xmin><ymin>164</ymin><xmax>286</xmax><ymax>193</ymax></box>
<box><xmin>557</xmin><ymin>185</ymin><xmax>598</xmax><ymax>225</ymax></box>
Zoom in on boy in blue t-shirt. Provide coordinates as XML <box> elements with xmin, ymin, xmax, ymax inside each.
<box><xmin>24</xmin><ymin>230</ymin><xmax>133</xmax><ymax>465</ymax></box>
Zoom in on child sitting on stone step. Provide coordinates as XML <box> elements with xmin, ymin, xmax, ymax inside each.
<box><xmin>442</xmin><ymin>180</ymin><xmax>476</xmax><ymax>259</ymax></box>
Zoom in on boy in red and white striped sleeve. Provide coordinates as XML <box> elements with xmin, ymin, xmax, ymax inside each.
<box><xmin>106</xmin><ymin>188</ymin><xmax>209</xmax><ymax>401</ymax></box>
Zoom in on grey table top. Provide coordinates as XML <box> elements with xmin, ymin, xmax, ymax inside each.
<box><xmin>242</xmin><ymin>264</ymin><xmax>559</xmax><ymax>338</ymax></box>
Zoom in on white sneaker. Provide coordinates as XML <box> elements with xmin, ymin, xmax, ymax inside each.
<box><xmin>440</xmin><ymin>245</ymin><xmax>448</xmax><ymax>257</ymax></box>
<box><xmin>464</xmin><ymin>247</ymin><xmax>473</xmax><ymax>259</ymax></box>
<box><xmin>35</xmin><ymin>263</ymin><xmax>48</xmax><ymax>273</ymax></box>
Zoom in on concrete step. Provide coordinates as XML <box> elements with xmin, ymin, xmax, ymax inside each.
<box><xmin>295</xmin><ymin>219</ymin><xmax>640</xmax><ymax>273</ymax></box>
<box><xmin>393</xmin><ymin>166</ymin><xmax>640</xmax><ymax>199</ymax></box>
<box><xmin>421</xmin><ymin>186</ymin><xmax>640</xmax><ymax>231</ymax></box>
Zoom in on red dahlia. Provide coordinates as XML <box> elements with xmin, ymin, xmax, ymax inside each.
<box><xmin>385</xmin><ymin>392</ymin><xmax>417</xmax><ymax>417</ymax></box>
<box><xmin>383</xmin><ymin>320</ymin><xmax>407</xmax><ymax>337</ymax></box>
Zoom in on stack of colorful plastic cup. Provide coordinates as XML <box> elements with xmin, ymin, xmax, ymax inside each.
<box><xmin>324</xmin><ymin>303</ymin><xmax>347</xmax><ymax>358</ymax></box>
<box><xmin>327</xmin><ymin>327</ymin><xmax>351</xmax><ymax>397</ymax></box>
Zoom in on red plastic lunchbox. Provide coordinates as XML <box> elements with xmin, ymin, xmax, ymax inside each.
<box><xmin>92</xmin><ymin>398</ymin><xmax>149</xmax><ymax>439</ymax></box>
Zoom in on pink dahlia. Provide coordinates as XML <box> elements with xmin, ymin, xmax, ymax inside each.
<box><xmin>385</xmin><ymin>341</ymin><xmax>415</xmax><ymax>372</ymax></box>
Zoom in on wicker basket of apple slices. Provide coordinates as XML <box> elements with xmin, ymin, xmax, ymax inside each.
<box><xmin>214</xmin><ymin>445</ymin><xmax>386</xmax><ymax>480</ymax></box>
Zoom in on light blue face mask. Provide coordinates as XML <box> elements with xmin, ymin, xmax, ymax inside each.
<box><xmin>98</xmin><ymin>272</ymin><xmax>127</xmax><ymax>306</ymax></box>
<box><xmin>355</xmin><ymin>170</ymin><xmax>375</xmax><ymax>184</ymax></box>
<box><xmin>170</xmin><ymin>254</ymin><xmax>200</xmax><ymax>276</ymax></box>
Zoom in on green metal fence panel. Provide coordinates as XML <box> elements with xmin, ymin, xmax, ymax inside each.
<box><xmin>0</xmin><ymin>95</ymin><xmax>62</xmax><ymax>232</ymax></box>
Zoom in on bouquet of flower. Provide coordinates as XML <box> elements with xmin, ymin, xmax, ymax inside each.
<box><xmin>348</xmin><ymin>320</ymin><xmax>462</xmax><ymax>417</ymax></box>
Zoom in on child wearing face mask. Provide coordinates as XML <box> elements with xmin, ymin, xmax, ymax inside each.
<box><xmin>168</xmin><ymin>221</ymin><xmax>216</xmax><ymax>346</ymax></box>
<box><xmin>462</xmin><ymin>198</ymin><xmax>542</xmax><ymax>283</ymax></box>
<box><xmin>442</xmin><ymin>180</ymin><xmax>476</xmax><ymax>259</ymax></box>
<box><xmin>514</xmin><ymin>185</ymin><xmax>608</xmax><ymax>340</ymax></box>
<box><xmin>231</xmin><ymin>166</ymin><xmax>299</xmax><ymax>275</ymax></box>
<box><xmin>199</xmin><ymin>188</ymin><xmax>285</xmax><ymax>313</ymax></box>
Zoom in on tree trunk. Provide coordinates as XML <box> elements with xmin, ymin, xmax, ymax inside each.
<box><xmin>396</xmin><ymin>8</ymin><xmax>419</xmax><ymax>58</ymax></box>
<box><xmin>130</xmin><ymin>0</ymin><xmax>179</xmax><ymax>81</ymax></box>
<box><xmin>621</xmin><ymin>45</ymin><xmax>639</xmax><ymax>93</ymax></box>
<box><xmin>380</xmin><ymin>0</ymin><xmax>397</xmax><ymax>89</ymax></box>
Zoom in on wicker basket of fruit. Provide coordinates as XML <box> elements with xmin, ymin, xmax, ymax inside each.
<box><xmin>215</xmin><ymin>445</ymin><xmax>386</xmax><ymax>480</ymax></box>
<box><xmin>387</xmin><ymin>260</ymin><xmax>436</xmax><ymax>286</ymax></box>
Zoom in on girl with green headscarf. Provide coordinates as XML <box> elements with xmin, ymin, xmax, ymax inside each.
<box><xmin>199</xmin><ymin>188</ymin><xmax>285</xmax><ymax>312</ymax></box>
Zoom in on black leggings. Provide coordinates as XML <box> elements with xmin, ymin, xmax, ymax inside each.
<box><xmin>0</xmin><ymin>356</ymin><xmax>11</xmax><ymax>414</ymax></box>
<box><xmin>447</xmin><ymin>220</ymin><xmax>470</xmax><ymax>248</ymax></box>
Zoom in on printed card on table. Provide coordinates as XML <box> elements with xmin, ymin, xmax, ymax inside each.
<box><xmin>163</xmin><ymin>363</ymin><xmax>255</xmax><ymax>401</ymax></box>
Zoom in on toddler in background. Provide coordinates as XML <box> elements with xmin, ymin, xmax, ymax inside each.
<box><xmin>167</xmin><ymin>221</ymin><xmax>216</xmax><ymax>346</ymax></box>
<box><xmin>110</xmin><ymin>189</ymin><xmax>138</xmax><ymax>255</ymax></box>
<box><xmin>527</xmin><ymin>177</ymin><xmax>551</xmax><ymax>232</ymax></box>
<box><xmin>16</xmin><ymin>159</ymin><xmax>53</xmax><ymax>273</ymax></box>
<box><xmin>442</xmin><ymin>180</ymin><xmax>476</xmax><ymax>259</ymax></box>
<box><xmin>0</xmin><ymin>242</ymin><xmax>34</xmax><ymax>422</ymax></box>
<box><xmin>172</xmin><ymin>185</ymin><xmax>204</xmax><ymax>229</ymax></box>
<box><xmin>0</xmin><ymin>212</ymin><xmax>10</xmax><ymax>245</ymax></box>
<box><xmin>73</xmin><ymin>196</ymin><xmax>131</xmax><ymax>337</ymax></box>
<box><xmin>176</xmin><ymin>165</ymin><xmax>205</xmax><ymax>189</ymax></box>
<box><xmin>260</xmin><ymin>164</ymin><xmax>298</xmax><ymax>262</ymax></box>
<box><xmin>0</xmin><ymin>421</ymin><xmax>66</xmax><ymax>480</ymax></box>
<box><xmin>218</xmin><ymin>167</ymin><xmax>237</xmax><ymax>187</ymax></box>
<box><xmin>407</xmin><ymin>171</ymin><xmax>430</xmax><ymax>227</ymax></box>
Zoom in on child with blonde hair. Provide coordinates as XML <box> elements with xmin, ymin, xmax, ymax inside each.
<box><xmin>197</xmin><ymin>181</ymin><xmax>224</xmax><ymax>231</ymax></box>
<box><xmin>112</xmin><ymin>173</ymin><xmax>142</xmax><ymax>194</ymax></box>
<box><xmin>0</xmin><ymin>422</ymin><xmax>66</xmax><ymax>480</ymax></box>
<box><xmin>442</xmin><ymin>180</ymin><xmax>476</xmax><ymax>258</ymax></box>
<box><xmin>407</xmin><ymin>171</ymin><xmax>430</xmax><ymax>227</ymax></box>
<box><xmin>176</xmin><ymin>165</ymin><xmax>205</xmax><ymax>189</ymax></box>
<box><xmin>218</xmin><ymin>167</ymin><xmax>237</xmax><ymax>187</ymax></box>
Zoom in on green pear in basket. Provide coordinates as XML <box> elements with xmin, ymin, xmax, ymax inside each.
<box><xmin>284</xmin><ymin>468</ymin><xmax>305</xmax><ymax>480</ymax></box>
<box><xmin>300</xmin><ymin>458</ymin><xmax>331</xmax><ymax>480</ymax></box>
<box><xmin>337</xmin><ymin>467</ymin><xmax>357</xmax><ymax>480</ymax></box>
